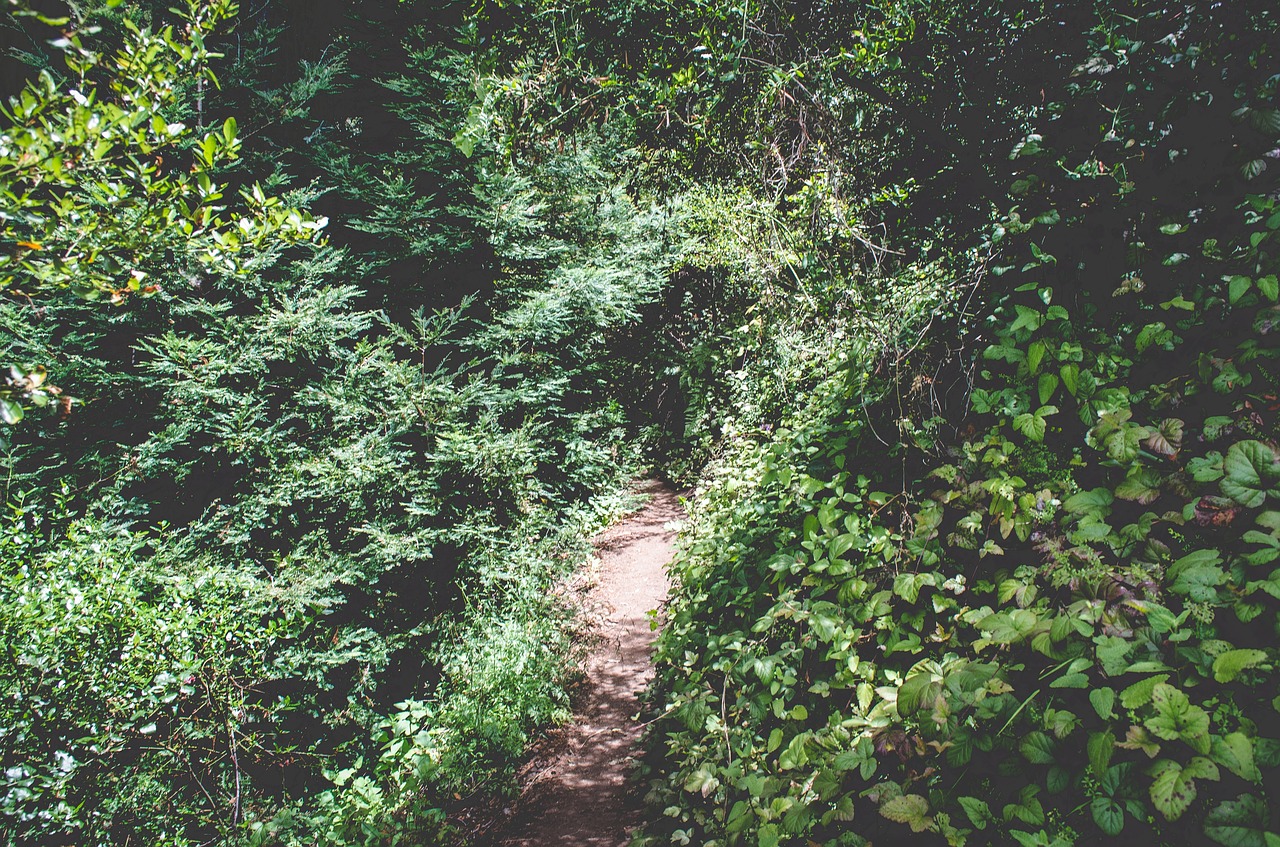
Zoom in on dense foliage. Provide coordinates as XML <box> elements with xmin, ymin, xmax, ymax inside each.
<box><xmin>639</xmin><ymin>3</ymin><xmax>1280</xmax><ymax>847</ymax></box>
<box><xmin>3</xmin><ymin>0</ymin><xmax>1279</xmax><ymax>845</ymax></box>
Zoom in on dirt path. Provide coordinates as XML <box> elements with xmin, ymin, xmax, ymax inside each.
<box><xmin>494</xmin><ymin>480</ymin><xmax>682</xmax><ymax>847</ymax></box>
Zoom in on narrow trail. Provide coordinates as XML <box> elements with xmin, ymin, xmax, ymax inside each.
<box><xmin>495</xmin><ymin>480</ymin><xmax>682</xmax><ymax>846</ymax></box>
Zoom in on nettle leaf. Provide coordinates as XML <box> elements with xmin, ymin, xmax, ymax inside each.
<box><xmin>1145</xmin><ymin>419</ymin><xmax>1185</xmax><ymax>458</ymax></box>
<box><xmin>978</xmin><ymin>609</ymin><xmax>1040</xmax><ymax>645</ymax></box>
<box><xmin>1096</xmin><ymin>636</ymin><xmax>1133</xmax><ymax>675</ymax></box>
<box><xmin>1146</xmin><ymin>684</ymin><xmax>1211</xmax><ymax>754</ymax></box>
<box><xmin>894</xmin><ymin>571</ymin><xmax>936</xmax><ymax>604</ymax></box>
<box><xmin>1150</xmin><ymin>757</ymin><xmax>1220</xmax><ymax>821</ymax></box>
<box><xmin>1204</xmin><ymin>794</ymin><xmax>1272</xmax><ymax>847</ymax></box>
<box><xmin>1020</xmin><ymin>731</ymin><xmax>1056</xmax><ymax>764</ymax></box>
<box><xmin>1213</xmin><ymin>649</ymin><xmax>1268</xmax><ymax>684</ymax></box>
<box><xmin>1090</xmin><ymin>411</ymin><xmax>1147</xmax><ymax>462</ymax></box>
<box><xmin>880</xmin><ymin>794</ymin><xmax>932</xmax><ymax>832</ymax></box>
<box><xmin>959</xmin><ymin>796</ymin><xmax>994</xmax><ymax>830</ymax></box>
<box><xmin>1223</xmin><ymin>441</ymin><xmax>1280</xmax><ymax>509</ymax></box>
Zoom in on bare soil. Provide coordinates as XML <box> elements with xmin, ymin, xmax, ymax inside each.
<box><xmin>490</xmin><ymin>480</ymin><xmax>682</xmax><ymax>846</ymax></box>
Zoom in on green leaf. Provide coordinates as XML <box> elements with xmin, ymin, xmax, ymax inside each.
<box><xmin>1120</xmin><ymin>674</ymin><xmax>1169</xmax><ymax>709</ymax></box>
<box><xmin>1204</xmin><ymin>794</ymin><xmax>1271</xmax><ymax>847</ymax></box>
<box><xmin>1038</xmin><ymin>373</ymin><xmax>1059</xmax><ymax>405</ymax></box>
<box><xmin>1146</xmin><ymin>683</ymin><xmax>1211</xmax><ymax>753</ymax></box>
<box><xmin>1014</xmin><ymin>409</ymin><xmax>1048</xmax><ymax>442</ymax></box>
<box><xmin>0</xmin><ymin>397</ymin><xmax>23</xmax><ymax>425</ymax></box>
<box><xmin>1136</xmin><ymin>321</ymin><xmax>1172</xmax><ymax>353</ymax></box>
<box><xmin>1027</xmin><ymin>340</ymin><xmax>1047</xmax><ymax>374</ymax></box>
<box><xmin>1145</xmin><ymin>419</ymin><xmax>1184</xmax><ymax>458</ymax></box>
<box><xmin>1060</xmin><ymin>364</ymin><xmax>1080</xmax><ymax>396</ymax></box>
<box><xmin>1230</xmin><ymin>276</ymin><xmax>1254</xmax><ymax>304</ymax></box>
<box><xmin>1092</xmin><ymin>797</ymin><xmax>1126</xmax><ymax>836</ymax></box>
<box><xmin>897</xmin><ymin>672</ymin><xmax>939</xmax><ymax>716</ymax></box>
<box><xmin>1115</xmin><ymin>468</ymin><xmax>1163</xmax><ymax>504</ymax></box>
<box><xmin>880</xmin><ymin>794</ymin><xmax>932</xmax><ymax>832</ymax></box>
<box><xmin>1020</xmin><ymin>731</ymin><xmax>1056</xmax><ymax>764</ymax></box>
<box><xmin>1223</xmin><ymin>441</ymin><xmax>1279</xmax><ymax>509</ymax></box>
<box><xmin>1090</xmin><ymin>687</ymin><xmax>1117</xmax><ymax>720</ymax></box>
<box><xmin>1211</xmin><ymin>733</ymin><xmax>1261</xmax><ymax>783</ymax></box>
<box><xmin>1213</xmin><ymin>649</ymin><xmax>1268</xmax><ymax>684</ymax></box>
<box><xmin>1168</xmin><ymin>549</ymin><xmax>1226</xmax><ymax>603</ymax></box>
<box><xmin>1047</xmin><ymin>764</ymin><xmax>1071</xmax><ymax>793</ymax></box>
<box><xmin>1010</xmin><ymin>305</ymin><xmax>1044</xmax><ymax>334</ymax></box>
<box><xmin>778</xmin><ymin>732</ymin><xmax>809</xmax><ymax>770</ymax></box>
<box><xmin>1064</xmin><ymin>488</ymin><xmax>1113</xmax><ymax>520</ymax></box>
<box><xmin>1089</xmin><ymin>731</ymin><xmax>1115</xmax><ymax>774</ymax></box>
<box><xmin>1150</xmin><ymin>757</ymin><xmax>1219</xmax><ymax>821</ymax></box>
<box><xmin>683</xmin><ymin>764</ymin><xmax>721</xmax><ymax>797</ymax></box>
<box><xmin>958</xmin><ymin>796</ymin><xmax>994</xmax><ymax>830</ymax></box>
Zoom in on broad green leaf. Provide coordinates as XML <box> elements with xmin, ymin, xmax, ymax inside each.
<box><xmin>1038</xmin><ymin>373</ymin><xmax>1059</xmax><ymax>405</ymax></box>
<box><xmin>1213</xmin><ymin>649</ymin><xmax>1268</xmax><ymax>684</ymax></box>
<box><xmin>1020</xmin><ymin>731</ymin><xmax>1056</xmax><ymax>764</ymax></box>
<box><xmin>0</xmin><ymin>398</ymin><xmax>22</xmax><ymax>425</ymax></box>
<box><xmin>1092</xmin><ymin>797</ymin><xmax>1125</xmax><ymax>836</ymax></box>
<box><xmin>897</xmin><ymin>672</ymin><xmax>939</xmax><ymax>716</ymax></box>
<box><xmin>778</xmin><ymin>732</ymin><xmax>809</xmax><ymax>770</ymax></box>
<box><xmin>1014</xmin><ymin>410</ymin><xmax>1047</xmax><ymax>442</ymax></box>
<box><xmin>1064</xmin><ymin>488</ymin><xmax>1113</xmax><ymax>519</ymax></box>
<box><xmin>1060</xmin><ymin>364</ymin><xmax>1080</xmax><ymax>396</ymax></box>
<box><xmin>1150</xmin><ymin>757</ymin><xmax>1219</xmax><ymax>821</ymax></box>
<box><xmin>958</xmin><ymin>796</ymin><xmax>994</xmax><ymax>830</ymax></box>
<box><xmin>1223</xmin><ymin>441</ymin><xmax>1279</xmax><ymax>508</ymax></box>
<box><xmin>1120</xmin><ymin>674</ymin><xmax>1169</xmax><ymax>709</ymax></box>
<box><xmin>1230</xmin><ymin>275</ymin><xmax>1254</xmax><ymax>304</ymax></box>
<box><xmin>1089</xmin><ymin>730</ymin><xmax>1115</xmax><ymax>774</ymax></box>
<box><xmin>1136</xmin><ymin>321</ymin><xmax>1172</xmax><ymax>353</ymax></box>
<box><xmin>1258</xmin><ymin>275</ymin><xmax>1279</xmax><ymax>302</ymax></box>
<box><xmin>1204</xmin><ymin>794</ymin><xmax>1271</xmax><ymax>847</ymax></box>
<box><xmin>1145</xmin><ymin>419</ymin><xmax>1184</xmax><ymax>458</ymax></box>
<box><xmin>1168</xmin><ymin>550</ymin><xmax>1225</xmax><ymax>602</ymax></box>
<box><xmin>1090</xmin><ymin>687</ymin><xmax>1117</xmax><ymax>720</ymax></box>
<box><xmin>1146</xmin><ymin>683</ymin><xmax>1211</xmax><ymax>753</ymax></box>
<box><xmin>1211</xmin><ymin>732</ymin><xmax>1261</xmax><ymax>783</ymax></box>
<box><xmin>880</xmin><ymin>794</ymin><xmax>931</xmax><ymax>832</ymax></box>
<box><xmin>1115</xmin><ymin>468</ymin><xmax>1163</xmax><ymax>504</ymax></box>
